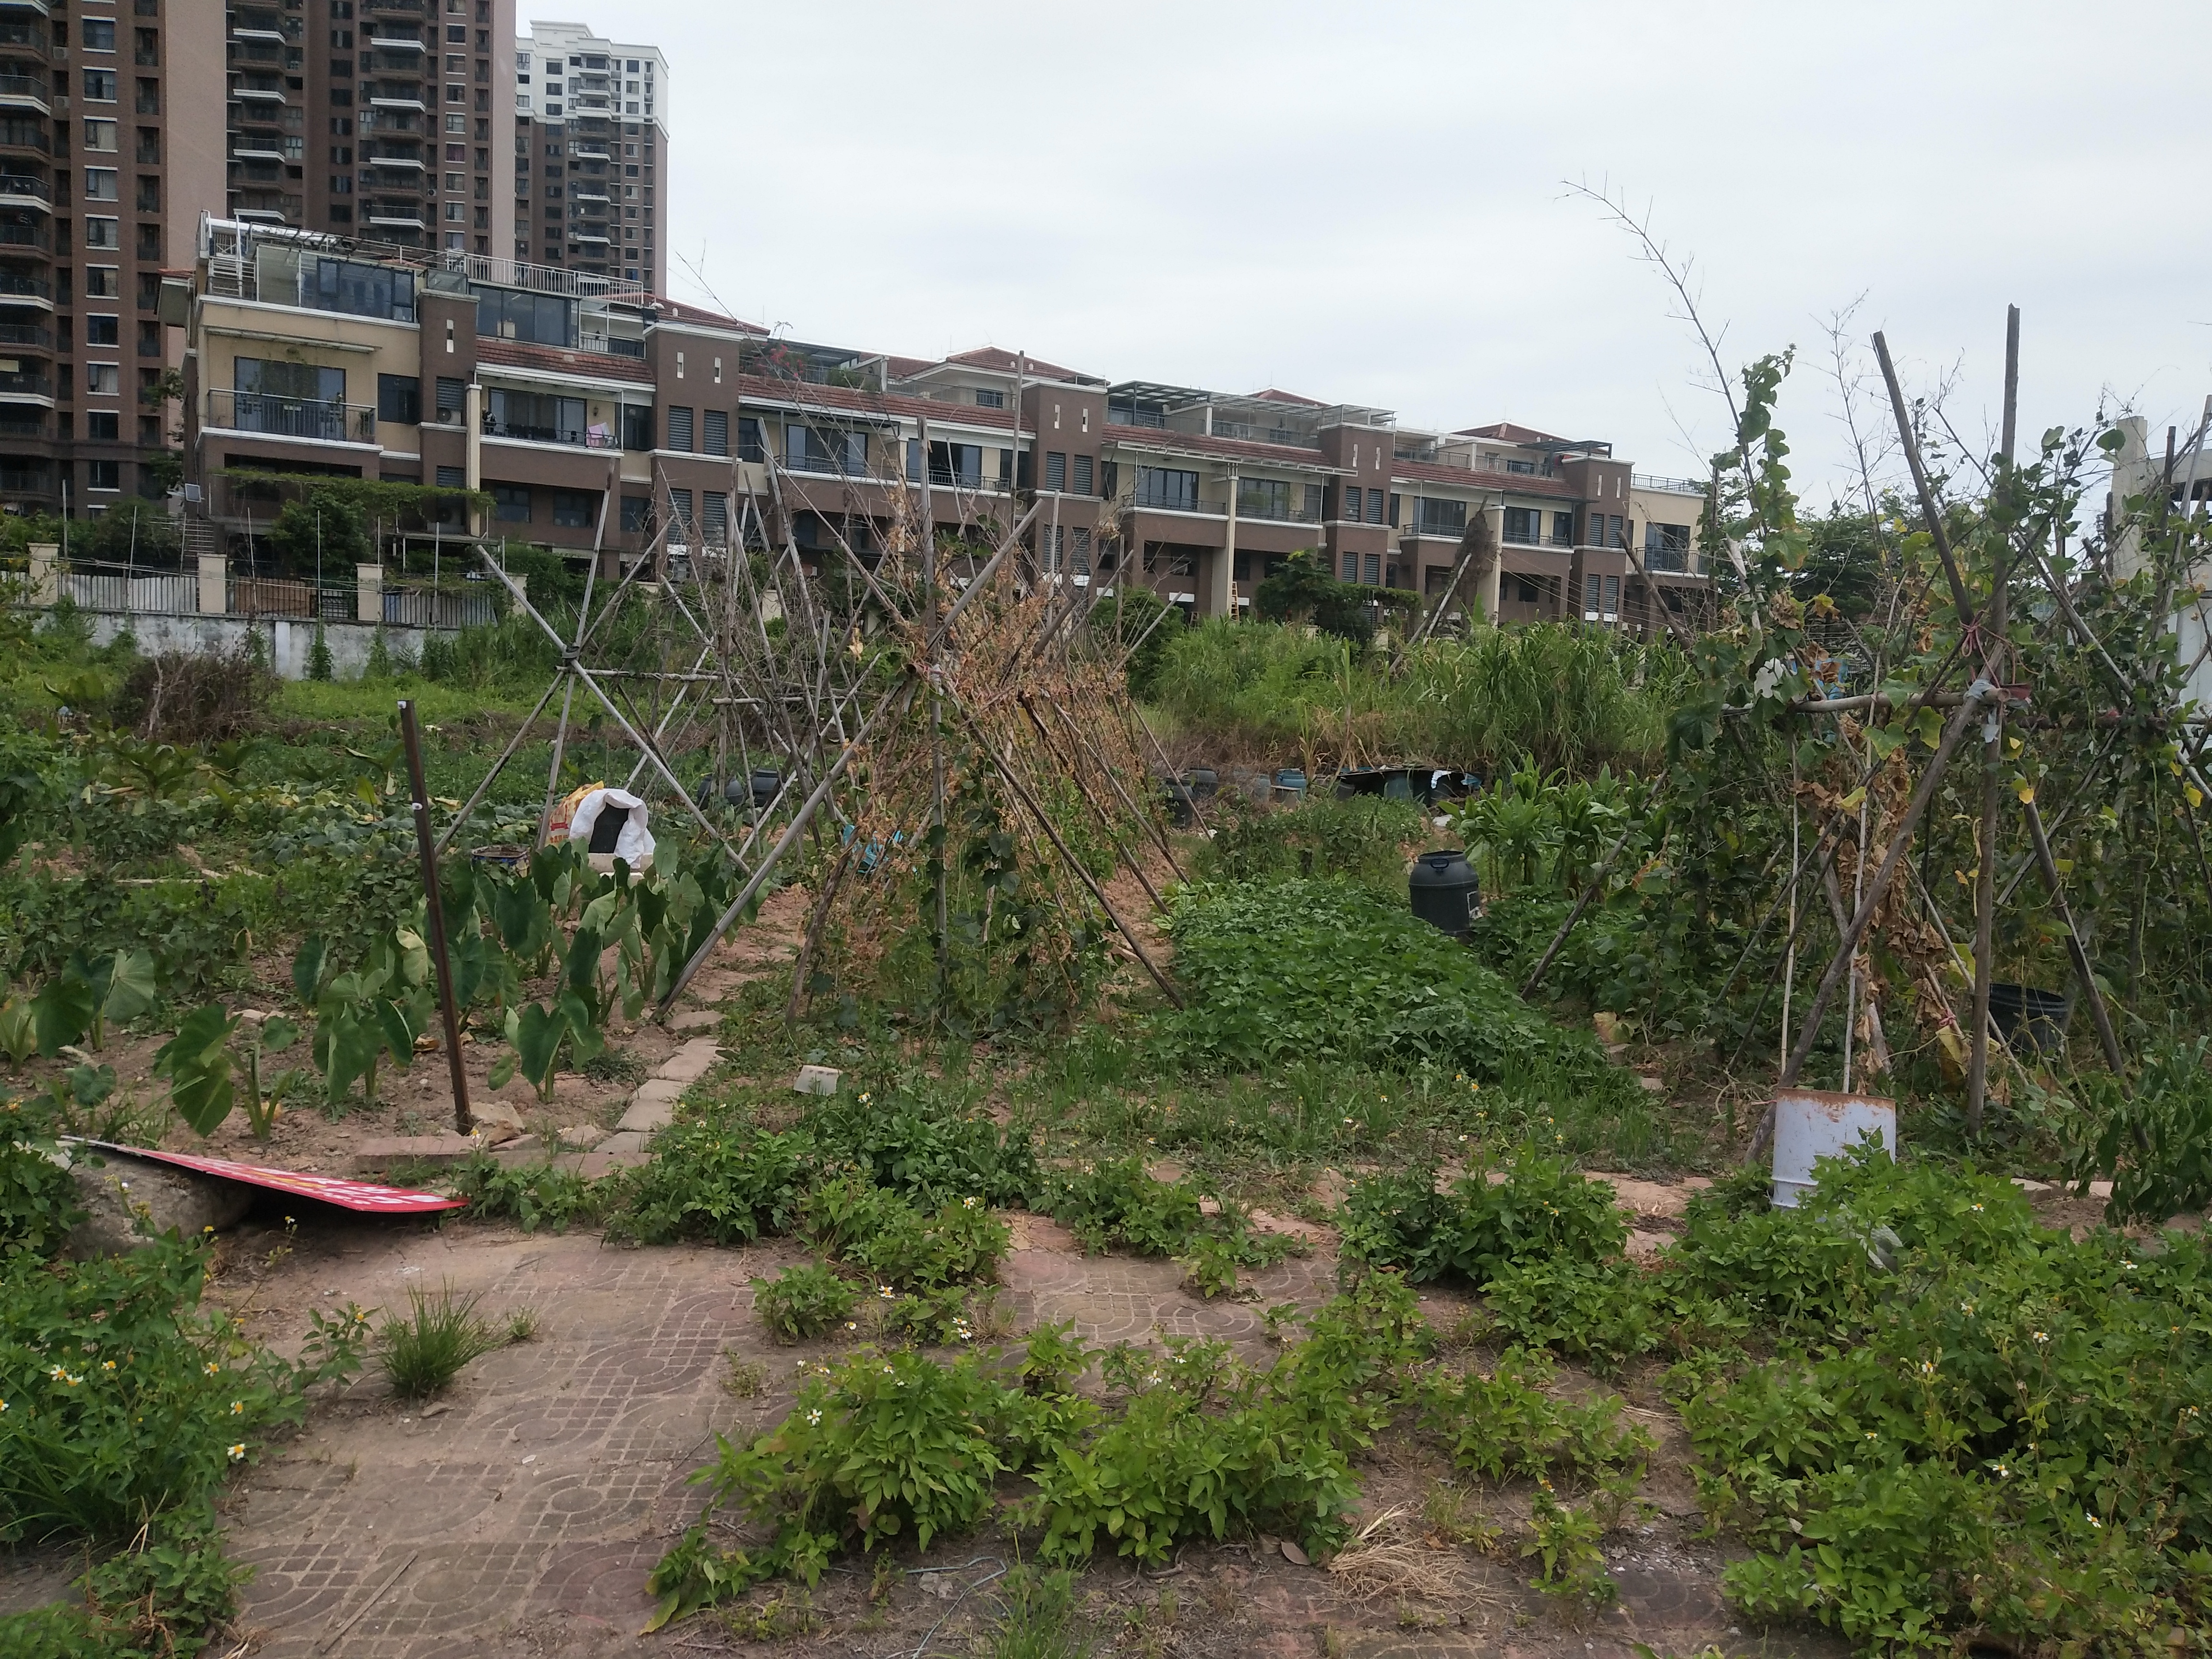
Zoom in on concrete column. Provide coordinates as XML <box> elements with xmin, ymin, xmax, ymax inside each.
<box><xmin>1477</xmin><ymin>506</ymin><xmax>1504</xmax><ymax>625</ymax></box>
<box><xmin>26</xmin><ymin>542</ymin><xmax>56</xmax><ymax>604</ymax></box>
<box><xmin>196</xmin><ymin>551</ymin><xmax>226</xmax><ymax>614</ymax></box>
<box><xmin>356</xmin><ymin>562</ymin><xmax>383</xmax><ymax>625</ymax></box>
<box><xmin>1211</xmin><ymin>469</ymin><xmax>1237</xmax><ymax>618</ymax></box>
<box><xmin>465</xmin><ymin>384</ymin><xmax>485</xmax><ymax>538</ymax></box>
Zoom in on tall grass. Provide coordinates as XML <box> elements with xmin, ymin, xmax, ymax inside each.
<box><xmin>1144</xmin><ymin>619</ymin><xmax>1686</xmax><ymax>775</ymax></box>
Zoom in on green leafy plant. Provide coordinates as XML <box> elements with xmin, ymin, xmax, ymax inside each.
<box><xmin>751</xmin><ymin>1262</ymin><xmax>861</xmax><ymax>1343</ymax></box>
<box><xmin>151</xmin><ymin>1004</ymin><xmax>239</xmax><ymax>1137</ymax></box>
<box><xmin>1523</xmin><ymin>1484</ymin><xmax>1616</xmax><ymax>1609</ymax></box>
<box><xmin>26</xmin><ymin>949</ymin><xmax>156</xmax><ymax>1057</ymax></box>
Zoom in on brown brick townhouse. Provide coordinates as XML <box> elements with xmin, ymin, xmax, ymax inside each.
<box><xmin>178</xmin><ymin>217</ymin><xmax>1713</xmax><ymax>635</ymax></box>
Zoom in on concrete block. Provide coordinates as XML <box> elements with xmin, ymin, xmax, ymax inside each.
<box><xmin>577</xmin><ymin>1149</ymin><xmax>654</xmax><ymax>1178</ymax></box>
<box><xmin>627</xmin><ymin>1078</ymin><xmax>685</xmax><ymax>1108</ymax></box>
<box><xmin>352</xmin><ymin>1134</ymin><xmax>479</xmax><ymax>1175</ymax></box>
<box><xmin>615</xmin><ymin>1094</ymin><xmax>674</xmax><ymax>1135</ymax></box>
<box><xmin>592</xmin><ymin>1130</ymin><xmax>652</xmax><ymax>1154</ymax></box>
<box><xmin>656</xmin><ymin>1039</ymin><xmax>723</xmax><ymax>1085</ymax></box>
<box><xmin>794</xmin><ymin>1065</ymin><xmax>841</xmax><ymax>1096</ymax></box>
<box><xmin>668</xmin><ymin>1008</ymin><xmax>722</xmax><ymax>1032</ymax></box>
<box><xmin>556</xmin><ymin>1125</ymin><xmax>602</xmax><ymax>1149</ymax></box>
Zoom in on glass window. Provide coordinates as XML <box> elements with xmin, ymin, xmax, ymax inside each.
<box><xmin>620</xmin><ymin>494</ymin><xmax>648</xmax><ymax>532</ymax></box>
<box><xmin>84</xmin><ymin>315</ymin><xmax>119</xmax><ymax>346</ymax></box>
<box><xmin>472</xmin><ymin>284</ymin><xmax>575</xmax><ymax>346</ymax></box>
<box><xmin>664</xmin><ymin>405</ymin><xmax>693</xmax><ymax>451</ymax></box>
<box><xmin>736</xmin><ymin>415</ymin><xmax>763</xmax><ymax>461</ymax></box>
<box><xmin>702</xmin><ymin>409</ymin><xmax>728</xmax><ymax>457</ymax></box>
<box><xmin>236</xmin><ymin>357</ymin><xmax>344</xmax><ymax>402</ymax></box>
<box><xmin>1135</xmin><ymin>467</ymin><xmax>1199</xmax><ymax>512</ymax></box>
<box><xmin>551</xmin><ymin>489</ymin><xmax>593</xmax><ymax>528</ymax></box>
<box><xmin>83</xmin><ymin>168</ymin><xmax>120</xmax><ymax>201</ymax></box>
<box><xmin>493</xmin><ymin>484</ymin><xmax>531</xmax><ymax>522</ymax></box>
<box><xmin>81</xmin><ymin>19</ymin><xmax>117</xmax><ymax>50</ymax></box>
<box><xmin>1415</xmin><ymin>497</ymin><xmax>1466</xmax><ymax>536</ymax></box>
<box><xmin>86</xmin><ymin>411</ymin><xmax>120</xmax><ymax>441</ymax></box>
<box><xmin>486</xmin><ymin>388</ymin><xmax>585</xmax><ymax>444</ymax></box>
<box><xmin>86</xmin><ymin>364</ymin><xmax>121</xmax><ymax>395</ymax></box>
<box><xmin>83</xmin><ymin>217</ymin><xmax>121</xmax><ymax>250</ymax></box>
<box><xmin>88</xmin><ymin>460</ymin><xmax>121</xmax><ymax>491</ymax></box>
<box><xmin>1551</xmin><ymin>511</ymin><xmax>1575</xmax><ymax>547</ymax></box>
<box><xmin>620</xmin><ymin>403</ymin><xmax>653</xmax><ymax>451</ymax></box>
<box><xmin>1503</xmin><ymin>507</ymin><xmax>1538</xmax><ymax>544</ymax></box>
<box><xmin>377</xmin><ymin>374</ymin><xmax>421</xmax><ymax>424</ymax></box>
<box><xmin>1044</xmin><ymin>451</ymin><xmax>1066</xmax><ymax>491</ymax></box>
<box><xmin>312</xmin><ymin>257</ymin><xmax>416</xmax><ymax>323</ymax></box>
<box><xmin>84</xmin><ymin>70</ymin><xmax>118</xmax><ymax>102</ymax></box>
<box><xmin>974</xmin><ymin>387</ymin><xmax>1004</xmax><ymax>408</ymax></box>
<box><xmin>83</xmin><ymin>120</ymin><xmax>119</xmax><ymax>152</ymax></box>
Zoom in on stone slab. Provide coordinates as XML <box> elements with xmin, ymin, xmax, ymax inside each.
<box><xmin>655</xmin><ymin>1039</ymin><xmax>723</xmax><ymax>1085</ymax></box>
<box><xmin>627</xmin><ymin>1077</ymin><xmax>685</xmax><ymax>1108</ymax></box>
<box><xmin>666</xmin><ymin>1008</ymin><xmax>722</xmax><ymax>1032</ymax></box>
<box><xmin>794</xmin><ymin>1064</ymin><xmax>841</xmax><ymax>1096</ymax></box>
<box><xmin>592</xmin><ymin>1130</ymin><xmax>652</xmax><ymax>1154</ymax></box>
<box><xmin>614</xmin><ymin>1095</ymin><xmax>674</xmax><ymax>1135</ymax></box>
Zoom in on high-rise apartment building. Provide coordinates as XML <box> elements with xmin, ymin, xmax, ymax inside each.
<box><xmin>265</xmin><ymin>0</ymin><xmax>516</xmax><ymax>257</ymax></box>
<box><xmin>0</xmin><ymin>0</ymin><xmax>223</xmax><ymax>516</ymax></box>
<box><xmin>512</xmin><ymin>20</ymin><xmax>665</xmax><ymax>294</ymax></box>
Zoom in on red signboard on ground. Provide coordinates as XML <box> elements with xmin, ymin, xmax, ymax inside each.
<box><xmin>72</xmin><ymin>1141</ymin><xmax>467</xmax><ymax>1214</ymax></box>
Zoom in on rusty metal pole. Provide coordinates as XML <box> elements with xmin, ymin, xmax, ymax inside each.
<box><xmin>399</xmin><ymin>699</ymin><xmax>474</xmax><ymax>1136</ymax></box>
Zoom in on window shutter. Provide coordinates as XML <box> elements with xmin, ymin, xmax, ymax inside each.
<box><xmin>703</xmin><ymin>409</ymin><xmax>728</xmax><ymax>457</ymax></box>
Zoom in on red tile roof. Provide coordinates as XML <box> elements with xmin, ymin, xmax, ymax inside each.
<box><xmin>1456</xmin><ymin>421</ymin><xmax>1568</xmax><ymax>444</ymax></box>
<box><xmin>1253</xmin><ymin>387</ymin><xmax>1325</xmax><ymax>406</ymax></box>
<box><xmin>944</xmin><ymin>345</ymin><xmax>1097</xmax><ymax>384</ymax></box>
<box><xmin>1103</xmin><ymin>422</ymin><xmax>1342</xmax><ymax>470</ymax></box>
<box><xmin>650</xmin><ymin>299</ymin><xmax>768</xmax><ymax>336</ymax></box>
<box><xmin>735</xmin><ymin>373</ymin><xmax>1018</xmax><ymax>432</ymax></box>
<box><xmin>477</xmin><ymin>336</ymin><xmax>656</xmax><ymax>385</ymax></box>
<box><xmin>1391</xmin><ymin>457</ymin><xmax>1580</xmax><ymax>499</ymax></box>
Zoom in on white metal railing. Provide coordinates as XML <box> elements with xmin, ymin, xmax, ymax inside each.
<box><xmin>58</xmin><ymin>572</ymin><xmax>199</xmax><ymax>614</ymax></box>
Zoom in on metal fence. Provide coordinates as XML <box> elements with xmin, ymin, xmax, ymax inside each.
<box><xmin>38</xmin><ymin>560</ymin><xmax>494</xmax><ymax>629</ymax></box>
<box><xmin>58</xmin><ymin>572</ymin><xmax>200</xmax><ymax>614</ymax></box>
<box><xmin>381</xmin><ymin>585</ymin><xmax>498</xmax><ymax>629</ymax></box>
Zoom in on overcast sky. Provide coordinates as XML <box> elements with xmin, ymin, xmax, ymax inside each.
<box><xmin>592</xmin><ymin>1</ymin><xmax>2212</xmax><ymax>505</ymax></box>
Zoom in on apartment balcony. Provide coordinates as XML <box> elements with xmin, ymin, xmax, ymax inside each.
<box><xmin>363</xmin><ymin>0</ymin><xmax>426</xmax><ymax>12</ymax></box>
<box><xmin>1234</xmin><ymin>501</ymin><xmax>1326</xmax><ymax>526</ymax></box>
<box><xmin>368</xmin><ymin>83</ymin><xmax>426</xmax><ymax>110</ymax></box>
<box><xmin>206</xmin><ymin>388</ymin><xmax>376</xmax><ymax>445</ymax></box>
<box><xmin>0</xmin><ymin>271</ymin><xmax>50</xmax><ymax>305</ymax></box>
<box><xmin>0</xmin><ymin>3</ymin><xmax>51</xmax><ymax>19</ymax></box>
<box><xmin>232</xmin><ymin>78</ymin><xmax>287</xmax><ymax>104</ymax></box>
<box><xmin>0</xmin><ymin>367</ymin><xmax>52</xmax><ymax>401</ymax></box>
<box><xmin>361</xmin><ymin>144</ymin><xmax>423</xmax><ymax>166</ymax></box>
<box><xmin>0</xmin><ymin>170</ymin><xmax>46</xmax><ymax>207</ymax></box>
<box><xmin>367</xmin><ymin>35</ymin><xmax>424</xmax><ymax>53</ymax></box>
<box><xmin>570</xmin><ymin>185</ymin><xmax>608</xmax><ymax>203</ymax></box>
<box><xmin>0</xmin><ymin>410</ymin><xmax>46</xmax><ymax>438</ymax></box>
<box><xmin>569</xmin><ymin>142</ymin><xmax>608</xmax><ymax>159</ymax></box>
<box><xmin>0</xmin><ymin>17</ymin><xmax>42</xmax><ymax>46</ymax></box>
<box><xmin>0</xmin><ymin>219</ymin><xmax>47</xmax><ymax>250</ymax></box>
<box><xmin>0</xmin><ymin>72</ymin><xmax>48</xmax><ymax>115</ymax></box>
<box><xmin>0</xmin><ymin>121</ymin><xmax>48</xmax><ymax>154</ymax></box>
<box><xmin>1633</xmin><ymin>472</ymin><xmax>1707</xmax><ymax>498</ymax></box>
<box><xmin>365</xmin><ymin>205</ymin><xmax>425</xmax><ymax>229</ymax></box>
<box><xmin>228</xmin><ymin>136</ymin><xmax>295</xmax><ymax>163</ymax></box>
<box><xmin>0</xmin><ymin>319</ymin><xmax>49</xmax><ymax>348</ymax></box>
<box><xmin>483</xmin><ymin>412</ymin><xmax>595</xmax><ymax>447</ymax></box>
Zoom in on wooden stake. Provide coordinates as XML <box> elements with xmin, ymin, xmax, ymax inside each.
<box><xmin>398</xmin><ymin>701</ymin><xmax>472</xmax><ymax>1137</ymax></box>
<box><xmin>1778</xmin><ymin>683</ymin><xmax>1994</xmax><ymax>1088</ymax></box>
<box><xmin>2020</xmin><ymin>793</ymin><xmax>2125</xmax><ymax>1078</ymax></box>
<box><xmin>1873</xmin><ymin>331</ymin><xmax>1979</xmax><ymax>632</ymax></box>
<box><xmin>1967</xmin><ymin>304</ymin><xmax>2020</xmax><ymax>1136</ymax></box>
<box><xmin>1021</xmin><ymin>695</ymin><xmax>1167</xmax><ymax>913</ymax></box>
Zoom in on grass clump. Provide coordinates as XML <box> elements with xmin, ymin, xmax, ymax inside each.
<box><xmin>1197</xmin><ymin>793</ymin><xmax>1431</xmax><ymax>900</ymax></box>
<box><xmin>979</xmin><ymin>1565</ymin><xmax>1094</xmax><ymax>1659</ymax></box>
<box><xmin>378</xmin><ymin>1283</ymin><xmax>505</xmax><ymax>1401</ymax></box>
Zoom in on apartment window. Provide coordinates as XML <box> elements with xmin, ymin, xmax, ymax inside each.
<box><xmin>1362</xmin><ymin>554</ymin><xmax>1382</xmax><ymax>586</ymax></box>
<box><xmin>1237</xmin><ymin>477</ymin><xmax>1291</xmax><ymax>520</ymax></box>
<box><xmin>84</xmin><ymin>315</ymin><xmax>120</xmax><ymax>347</ymax></box>
<box><xmin>82</xmin><ymin>168</ymin><xmax>120</xmax><ymax>202</ymax></box>
<box><xmin>663</xmin><ymin>406</ymin><xmax>694</xmax><ymax>451</ymax></box>
<box><xmin>1302</xmin><ymin>483</ymin><xmax>1324</xmax><ymax>521</ymax></box>
<box><xmin>1071</xmin><ymin>454</ymin><xmax>1094</xmax><ymax>496</ymax></box>
<box><xmin>86</xmin><ymin>411</ymin><xmax>120</xmax><ymax>441</ymax></box>
<box><xmin>1415</xmin><ymin>497</ymin><xmax>1466</xmax><ymax>537</ymax></box>
<box><xmin>135</xmin><ymin>80</ymin><xmax>159</xmax><ymax>115</ymax></box>
<box><xmin>135</xmin><ymin>224</ymin><xmax>160</xmax><ymax>261</ymax></box>
<box><xmin>974</xmin><ymin>387</ymin><xmax>1004</xmax><ymax>409</ymax></box>
<box><xmin>434</xmin><ymin>377</ymin><xmax>466</xmax><ymax>423</ymax></box>
<box><xmin>84</xmin><ymin>70</ymin><xmax>119</xmax><ymax>102</ymax></box>
<box><xmin>1551</xmin><ymin>511</ymin><xmax>1575</xmax><ymax>547</ymax></box>
<box><xmin>668</xmin><ymin>487</ymin><xmax>694</xmax><ymax>532</ymax></box>
<box><xmin>84</xmin><ymin>120</ymin><xmax>119</xmax><ymax>153</ymax></box>
<box><xmin>619</xmin><ymin>404</ymin><xmax>653</xmax><ymax>452</ymax></box>
<box><xmin>1100</xmin><ymin>460</ymin><xmax>1117</xmax><ymax>499</ymax></box>
<box><xmin>377</xmin><ymin>374</ymin><xmax>421</xmax><ymax>424</ymax></box>
<box><xmin>1387</xmin><ymin>493</ymin><xmax>1402</xmax><ymax>528</ymax></box>
<box><xmin>84</xmin><ymin>217</ymin><xmax>121</xmax><ymax>250</ymax></box>
<box><xmin>85</xmin><ymin>267</ymin><xmax>120</xmax><ymax>299</ymax></box>
<box><xmin>1044</xmin><ymin>451</ymin><xmax>1066</xmax><ymax>492</ymax></box>
<box><xmin>491</xmin><ymin>484</ymin><xmax>531</xmax><ymax>522</ymax></box>
<box><xmin>487</xmin><ymin>388</ymin><xmax>585</xmax><ymax>443</ymax></box>
<box><xmin>736</xmin><ymin>415</ymin><xmax>764</xmax><ymax>462</ymax></box>
<box><xmin>88</xmin><ymin>461</ymin><xmax>122</xmax><ymax>492</ymax></box>
<box><xmin>1609</xmin><ymin>514</ymin><xmax>1624</xmax><ymax>548</ymax></box>
<box><xmin>1340</xmin><ymin>553</ymin><xmax>1358</xmax><ymax>581</ymax></box>
<box><xmin>786</xmin><ymin>425</ymin><xmax>864</xmax><ymax>474</ymax></box>
<box><xmin>82</xmin><ymin>19</ymin><xmax>118</xmax><ymax>50</ymax></box>
<box><xmin>1503</xmin><ymin>507</ymin><xmax>1539</xmax><ymax>545</ymax></box>
<box><xmin>702</xmin><ymin>491</ymin><xmax>729</xmax><ymax>544</ymax></box>
<box><xmin>620</xmin><ymin>494</ymin><xmax>649</xmax><ymax>533</ymax></box>
<box><xmin>550</xmin><ymin>489</ymin><xmax>593</xmax><ymax>528</ymax></box>
<box><xmin>703</xmin><ymin>409</ymin><xmax>729</xmax><ymax>457</ymax></box>
<box><xmin>999</xmin><ymin>448</ymin><xmax>1015</xmax><ymax>487</ymax></box>
<box><xmin>86</xmin><ymin>364</ymin><xmax>121</xmax><ymax>396</ymax></box>
<box><xmin>1646</xmin><ymin>521</ymin><xmax>1692</xmax><ymax>572</ymax></box>
<box><xmin>1365</xmin><ymin>487</ymin><xmax>1384</xmax><ymax>525</ymax></box>
<box><xmin>1135</xmin><ymin>467</ymin><xmax>1199</xmax><ymax>512</ymax></box>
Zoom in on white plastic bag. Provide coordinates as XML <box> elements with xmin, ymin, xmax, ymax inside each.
<box><xmin>565</xmin><ymin>786</ymin><xmax>655</xmax><ymax>868</ymax></box>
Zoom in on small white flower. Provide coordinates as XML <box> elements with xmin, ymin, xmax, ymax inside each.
<box><xmin>806</xmin><ymin>1409</ymin><xmax>822</xmax><ymax>1425</ymax></box>
<box><xmin>228</xmin><ymin>1443</ymin><xmax>246</xmax><ymax>1462</ymax></box>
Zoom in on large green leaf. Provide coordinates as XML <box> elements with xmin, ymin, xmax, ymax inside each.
<box><xmin>154</xmin><ymin>1002</ymin><xmax>240</xmax><ymax>1136</ymax></box>
<box><xmin>100</xmin><ymin>949</ymin><xmax>157</xmax><ymax>1029</ymax></box>
<box><xmin>31</xmin><ymin>971</ymin><xmax>96</xmax><ymax>1057</ymax></box>
<box><xmin>292</xmin><ymin>935</ymin><xmax>329</xmax><ymax>1007</ymax></box>
<box><xmin>508</xmin><ymin>1002</ymin><xmax>564</xmax><ymax>1101</ymax></box>
<box><xmin>0</xmin><ymin>998</ymin><xmax>35</xmax><ymax>1064</ymax></box>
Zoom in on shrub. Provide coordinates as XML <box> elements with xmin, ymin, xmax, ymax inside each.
<box><xmin>110</xmin><ymin>643</ymin><xmax>275</xmax><ymax>745</ymax></box>
<box><xmin>752</xmin><ymin>1262</ymin><xmax>860</xmax><ymax>1344</ymax></box>
<box><xmin>1197</xmin><ymin>794</ymin><xmax>1429</xmax><ymax>899</ymax></box>
<box><xmin>600</xmin><ymin>1121</ymin><xmax>813</xmax><ymax>1246</ymax></box>
<box><xmin>802</xmin><ymin>1176</ymin><xmax>1010</xmax><ymax>1293</ymax></box>
<box><xmin>443</xmin><ymin>1154</ymin><xmax>601</xmax><ymax>1234</ymax></box>
<box><xmin>0</xmin><ymin>1236</ymin><xmax>366</xmax><ymax>1540</ymax></box>
<box><xmin>1422</xmin><ymin>1346</ymin><xmax>1650</xmax><ymax>1484</ymax></box>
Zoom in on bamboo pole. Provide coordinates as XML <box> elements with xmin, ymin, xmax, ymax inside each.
<box><xmin>1873</xmin><ymin>330</ymin><xmax>1979</xmax><ymax>632</ymax></box>
<box><xmin>2021</xmin><ymin>794</ymin><xmax>2126</xmax><ymax>1078</ymax></box>
<box><xmin>1967</xmin><ymin>305</ymin><xmax>2020</xmax><ymax>1135</ymax></box>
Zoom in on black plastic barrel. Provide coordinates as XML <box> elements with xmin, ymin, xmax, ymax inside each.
<box><xmin>1989</xmin><ymin>983</ymin><xmax>2069</xmax><ymax>1053</ymax></box>
<box><xmin>750</xmin><ymin>767</ymin><xmax>782</xmax><ymax>810</ymax></box>
<box><xmin>1409</xmin><ymin>849</ymin><xmax>1481</xmax><ymax>937</ymax></box>
<box><xmin>1184</xmin><ymin>768</ymin><xmax>1218</xmax><ymax>801</ymax></box>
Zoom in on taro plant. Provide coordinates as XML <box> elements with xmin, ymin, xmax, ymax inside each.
<box><xmin>26</xmin><ymin>949</ymin><xmax>157</xmax><ymax>1057</ymax></box>
<box><xmin>294</xmin><ymin>930</ymin><xmax>434</xmax><ymax>1111</ymax></box>
<box><xmin>151</xmin><ymin>1003</ymin><xmax>238</xmax><ymax>1136</ymax></box>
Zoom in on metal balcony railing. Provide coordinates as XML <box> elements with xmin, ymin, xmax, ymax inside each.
<box><xmin>207</xmin><ymin>388</ymin><xmax>376</xmax><ymax>444</ymax></box>
<box><xmin>0</xmin><ymin>124</ymin><xmax>51</xmax><ymax>153</ymax></box>
<box><xmin>0</xmin><ymin>271</ymin><xmax>49</xmax><ymax>298</ymax></box>
<box><xmin>0</xmin><ymin>170</ymin><xmax>47</xmax><ymax>201</ymax></box>
<box><xmin>0</xmin><ymin>320</ymin><xmax>50</xmax><ymax>346</ymax></box>
<box><xmin>0</xmin><ymin>73</ymin><xmax>48</xmax><ymax>108</ymax></box>
<box><xmin>0</xmin><ymin>368</ymin><xmax>49</xmax><ymax>396</ymax></box>
<box><xmin>1634</xmin><ymin>472</ymin><xmax>1706</xmax><ymax>497</ymax></box>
